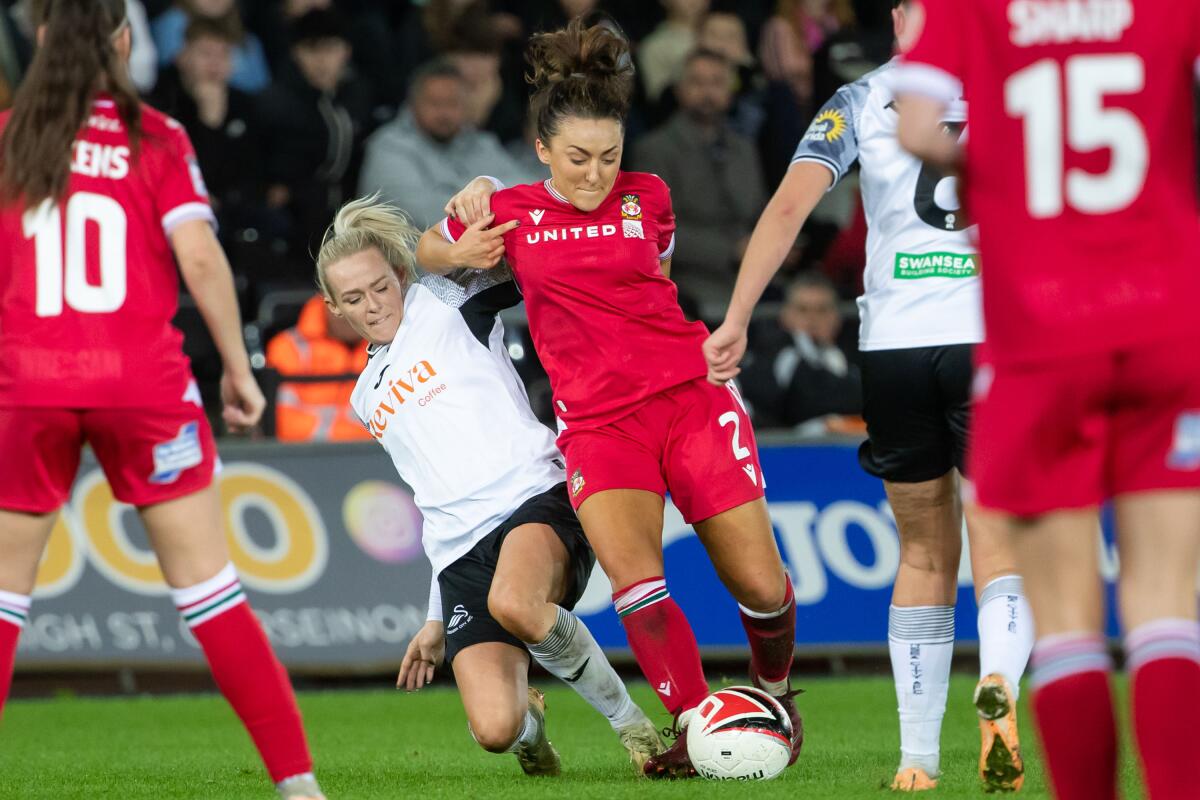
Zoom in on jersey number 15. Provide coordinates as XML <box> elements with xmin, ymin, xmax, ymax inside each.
<box><xmin>23</xmin><ymin>192</ymin><xmax>127</xmax><ymax>317</ymax></box>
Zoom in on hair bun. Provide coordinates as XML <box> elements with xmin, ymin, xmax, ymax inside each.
<box><xmin>526</xmin><ymin>16</ymin><xmax>633</xmax><ymax>93</ymax></box>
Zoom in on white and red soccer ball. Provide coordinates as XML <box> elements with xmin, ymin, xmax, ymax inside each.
<box><xmin>686</xmin><ymin>686</ymin><xmax>793</xmax><ymax>781</ymax></box>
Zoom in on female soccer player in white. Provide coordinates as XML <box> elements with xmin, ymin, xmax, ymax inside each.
<box><xmin>0</xmin><ymin>1</ymin><xmax>322</xmax><ymax>798</ymax></box>
<box><xmin>314</xmin><ymin>195</ymin><xmax>662</xmax><ymax>775</ymax></box>
<box><xmin>703</xmin><ymin>1</ymin><xmax>1033</xmax><ymax>791</ymax></box>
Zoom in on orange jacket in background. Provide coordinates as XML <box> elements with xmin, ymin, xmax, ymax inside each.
<box><xmin>265</xmin><ymin>296</ymin><xmax>372</xmax><ymax>442</ymax></box>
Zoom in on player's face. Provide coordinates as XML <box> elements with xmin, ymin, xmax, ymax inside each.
<box><xmin>323</xmin><ymin>248</ymin><xmax>408</xmax><ymax>345</ymax></box>
<box><xmin>537</xmin><ymin>117</ymin><xmax>624</xmax><ymax>213</ymax></box>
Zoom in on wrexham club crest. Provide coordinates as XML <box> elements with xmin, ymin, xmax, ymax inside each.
<box><xmin>621</xmin><ymin>193</ymin><xmax>643</xmax><ymax>239</ymax></box>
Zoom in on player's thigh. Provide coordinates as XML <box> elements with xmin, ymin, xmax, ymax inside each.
<box><xmin>0</xmin><ymin>408</ymin><xmax>83</xmax><ymax>594</ymax></box>
<box><xmin>440</xmin><ymin>536</ymin><xmax>528</xmax><ymax>663</ymax></box>
<box><xmin>575</xmin><ymin>489</ymin><xmax>666</xmax><ymax>590</ymax></box>
<box><xmin>451</xmin><ymin>641</ymin><xmax>532</xmax><ymax>752</ymax></box>
<box><xmin>1109</xmin><ymin>336</ymin><xmax>1200</xmax><ymax>498</ymax></box>
<box><xmin>969</xmin><ymin>353</ymin><xmax>1114</xmax><ymax>516</ymax></box>
<box><xmin>858</xmin><ymin>347</ymin><xmax>957</xmax><ymax>483</ymax></box>
<box><xmin>1113</xmin><ymin>490</ymin><xmax>1200</xmax><ymax>630</ymax></box>
<box><xmin>138</xmin><ymin>485</ymin><xmax>230</xmax><ymax>589</ymax></box>
<box><xmin>659</xmin><ymin>379</ymin><xmax>765</xmax><ymax>525</ymax></box>
<box><xmin>1011</xmin><ymin>509</ymin><xmax>1106</xmax><ymax>636</ymax></box>
<box><xmin>693</xmin><ymin>497</ymin><xmax>787</xmax><ymax>613</ymax></box>
<box><xmin>556</xmin><ymin>417</ymin><xmax>666</xmax><ymax>515</ymax></box>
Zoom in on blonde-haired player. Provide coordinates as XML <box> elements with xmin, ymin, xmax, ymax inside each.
<box><xmin>316</xmin><ymin>194</ymin><xmax>662</xmax><ymax>774</ymax></box>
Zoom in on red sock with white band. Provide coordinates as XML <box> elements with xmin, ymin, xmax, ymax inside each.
<box><xmin>173</xmin><ymin>564</ymin><xmax>312</xmax><ymax>783</ymax></box>
<box><xmin>0</xmin><ymin>589</ymin><xmax>31</xmax><ymax>720</ymax></box>
<box><xmin>740</xmin><ymin>580</ymin><xmax>796</xmax><ymax>695</ymax></box>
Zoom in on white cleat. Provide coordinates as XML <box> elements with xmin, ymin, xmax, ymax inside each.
<box><xmin>616</xmin><ymin>715</ymin><xmax>666</xmax><ymax>773</ymax></box>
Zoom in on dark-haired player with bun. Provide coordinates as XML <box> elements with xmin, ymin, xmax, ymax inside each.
<box><xmin>0</xmin><ymin>2</ymin><xmax>322</xmax><ymax>797</ymax></box>
<box><xmin>417</xmin><ymin>17</ymin><xmax>802</xmax><ymax>778</ymax></box>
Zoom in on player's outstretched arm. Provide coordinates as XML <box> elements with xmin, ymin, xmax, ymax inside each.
<box><xmin>171</xmin><ymin>219</ymin><xmax>265</xmax><ymax>433</ymax></box>
<box><xmin>443</xmin><ymin>176</ymin><xmax>502</xmax><ymax>226</ymax></box>
<box><xmin>704</xmin><ymin>161</ymin><xmax>832</xmax><ymax>385</ymax></box>
<box><xmin>896</xmin><ymin>94</ymin><xmax>960</xmax><ymax>172</ymax></box>
<box><xmin>416</xmin><ymin>216</ymin><xmax>519</xmax><ymax>274</ymax></box>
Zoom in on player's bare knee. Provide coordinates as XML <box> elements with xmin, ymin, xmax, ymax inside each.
<box><xmin>469</xmin><ymin>712</ymin><xmax>523</xmax><ymax>753</ymax></box>
<box><xmin>733</xmin><ymin>573</ymin><xmax>788</xmax><ymax>614</ymax></box>
<box><xmin>487</xmin><ymin>591</ymin><xmax>542</xmax><ymax>643</ymax></box>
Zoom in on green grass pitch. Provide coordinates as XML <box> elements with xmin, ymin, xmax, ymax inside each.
<box><xmin>0</xmin><ymin>675</ymin><xmax>1144</xmax><ymax>799</ymax></box>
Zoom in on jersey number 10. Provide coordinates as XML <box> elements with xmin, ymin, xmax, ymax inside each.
<box><xmin>22</xmin><ymin>192</ymin><xmax>128</xmax><ymax>318</ymax></box>
<box><xmin>1005</xmin><ymin>54</ymin><xmax>1148</xmax><ymax>219</ymax></box>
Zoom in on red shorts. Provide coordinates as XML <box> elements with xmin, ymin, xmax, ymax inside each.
<box><xmin>969</xmin><ymin>339</ymin><xmax>1200</xmax><ymax>516</ymax></box>
<box><xmin>556</xmin><ymin>377</ymin><xmax>766</xmax><ymax>523</ymax></box>
<box><xmin>0</xmin><ymin>387</ymin><xmax>218</xmax><ymax>513</ymax></box>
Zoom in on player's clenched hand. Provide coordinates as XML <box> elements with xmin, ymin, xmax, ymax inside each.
<box><xmin>444</xmin><ymin>176</ymin><xmax>498</xmax><ymax>226</ymax></box>
<box><xmin>703</xmin><ymin>321</ymin><xmax>748</xmax><ymax>385</ymax></box>
<box><xmin>449</xmin><ymin>214</ymin><xmax>519</xmax><ymax>269</ymax></box>
<box><xmin>398</xmin><ymin>621</ymin><xmax>445</xmax><ymax>692</ymax></box>
<box><xmin>221</xmin><ymin>370</ymin><xmax>265</xmax><ymax>434</ymax></box>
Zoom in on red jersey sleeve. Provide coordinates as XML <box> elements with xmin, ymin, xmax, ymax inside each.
<box><xmin>153</xmin><ymin>120</ymin><xmax>216</xmax><ymax>235</ymax></box>
<box><xmin>650</xmin><ymin>174</ymin><xmax>676</xmax><ymax>260</ymax></box>
<box><xmin>440</xmin><ymin>214</ymin><xmax>467</xmax><ymax>243</ymax></box>
<box><xmin>893</xmin><ymin>0</ymin><xmax>967</xmax><ymax>105</ymax></box>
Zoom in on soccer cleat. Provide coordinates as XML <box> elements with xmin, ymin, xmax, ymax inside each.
<box><xmin>751</xmin><ymin>669</ymin><xmax>805</xmax><ymax>765</ymax></box>
<box><xmin>974</xmin><ymin>673</ymin><xmax>1024</xmax><ymax>792</ymax></box>
<box><xmin>891</xmin><ymin>766</ymin><xmax>938</xmax><ymax>791</ymax></box>
<box><xmin>516</xmin><ymin>687</ymin><xmax>561</xmax><ymax>777</ymax></box>
<box><xmin>642</xmin><ymin>717</ymin><xmax>697</xmax><ymax>779</ymax></box>
<box><xmin>616</xmin><ymin>715</ymin><xmax>666</xmax><ymax>773</ymax></box>
<box><xmin>276</xmin><ymin>774</ymin><xmax>326</xmax><ymax>800</ymax></box>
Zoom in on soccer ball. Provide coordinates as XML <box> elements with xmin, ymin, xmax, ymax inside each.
<box><xmin>686</xmin><ymin>686</ymin><xmax>793</xmax><ymax>781</ymax></box>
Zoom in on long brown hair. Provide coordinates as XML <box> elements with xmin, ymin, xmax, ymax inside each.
<box><xmin>0</xmin><ymin>0</ymin><xmax>142</xmax><ymax>209</ymax></box>
<box><xmin>526</xmin><ymin>17</ymin><xmax>634</xmax><ymax>142</ymax></box>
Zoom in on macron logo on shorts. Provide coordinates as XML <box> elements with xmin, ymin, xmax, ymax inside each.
<box><xmin>149</xmin><ymin>422</ymin><xmax>204</xmax><ymax>484</ymax></box>
<box><xmin>1167</xmin><ymin>412</ymin><xmax>1200</xmax><ymax>471</ymax></box>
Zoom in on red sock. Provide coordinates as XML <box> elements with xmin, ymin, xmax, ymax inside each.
<box><xmin>740</xmin><ymin>579</ymin><xmax>796</xmax><ymax>688</ymax></box>
<box><xmin>174</xmin><ymin>566</ymin><xmax>312</xmax><ymax>783</ymax></box>
<box><xmin>1030</xmin><ymin>633</ymin><xmax>1117</xmax><ymax>800</ymax></box>
<box><xmin>1126</xmin><ymin>619</ymin><xmax>1200</xmax><ymax>800</ymax></box>
<box><xmin>0</xmin><ymin>590</ymin><xmax>31</xmax><ymax>721</ymax></box>
<box><xmin>613</xmin><ymin>577</ymin><xmax>709</xmax><ymax>717</ymax></box>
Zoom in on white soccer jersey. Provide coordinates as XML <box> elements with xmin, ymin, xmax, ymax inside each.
<box><xmin>792</xmin><ymin>59</ymin><xmax>983</xmax><ymax>351</ymax></box>
<box><xmin>350</xmin><ymin>269</ymin><xmax>565</xmax><ymax>577</ymax></box>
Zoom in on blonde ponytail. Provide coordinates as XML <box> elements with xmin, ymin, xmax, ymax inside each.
<box><xmin>316</xmin><ymin>193</ymin><xmax>422</xmax><ymax>297</ymax></box>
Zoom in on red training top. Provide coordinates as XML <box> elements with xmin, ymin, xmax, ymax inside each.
<box><xmin>442</xmin><ymin>171</ymin><xmax>709</xmax><ymax>429</ymax></box>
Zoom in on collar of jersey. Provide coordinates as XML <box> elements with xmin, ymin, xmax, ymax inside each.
<box><xmin>542</xmin><ymin>174</ymin><xmax>623</xmax><ymax>208</ymax></box>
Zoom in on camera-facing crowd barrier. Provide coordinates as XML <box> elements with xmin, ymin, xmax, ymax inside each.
<box><xmin>15</xmin><ymin>439</ymin><xmax>1121</xmax><ymax>671</ymax></box>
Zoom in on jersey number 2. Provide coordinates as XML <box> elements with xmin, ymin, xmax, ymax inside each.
<box><xmin>1005</xmin><ymin>54</ymin><xmax>1148</xmax><ymax>219</ymax></box>
<box><xmin>23</xmin><ymin>192</ymin><xmax>128</xmax><ymax>317</ymax></box>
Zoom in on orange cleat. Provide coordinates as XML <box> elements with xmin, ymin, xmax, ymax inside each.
<box><xmin>891</xmin><ymin>766</ymin><xmax>938</xmax><ymax>791</ymax></box>
<box><xmin>974</xmin><ymin>673</ymin><xmax>1024</xmax><ymax>792</ymax></box>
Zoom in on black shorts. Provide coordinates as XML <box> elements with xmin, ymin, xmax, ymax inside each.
<box><xmin>438</xmin><ymin>482</ymin><xmax>594</xmax><ymax>664</ymax></box>
<box><xmin>857</xmin><ymin>344</ymin><xmax>974</xmax><ymax>483</ymax></box>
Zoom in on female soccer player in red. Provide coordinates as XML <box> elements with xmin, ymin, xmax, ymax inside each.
<box><xmin>416</xmin><ymin>18</ymin><xmax>802</xmax><ymax>778</ymax></box>
<box><xmin>0</xmin><ymin>2</ymin><xmax>322</xmax><ymax>797</ymax></box>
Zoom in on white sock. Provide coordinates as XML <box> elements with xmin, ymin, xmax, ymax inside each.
<box><xmin>888</xmin><ymin>604</ymin><xmax>955</xmax><ymax>776</ymax></box>
<box><xmin>502</xmin><ymin>709</ymin><xmax>542</xmax><ymax>753</ymax></box>
<box><xmin>528</xmin><ymin>605</ymin><xmax>644</xmax><ymax>730</ymax></box>
<box><xmin>977</xmin><ymin>575</ymin><xmax>1034</xmax><ymax>699</ymax></box>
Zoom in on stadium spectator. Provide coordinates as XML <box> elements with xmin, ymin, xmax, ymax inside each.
<box><xmin>739</xmin><ymin>273</ymin><xmax>862</xmax><ymax>430</ymax></box>
<box><xmin>149</xmin><ymin>16</ymin><xmax>267</xmax><ymax>234</ymax></box>
<box><xmin>259</xmin><ymin>8</ymin><xmax>373</xmax><ymax>263</ymax></box>
<box><xmin>358</xmin><ymin>59</ymin><xmax>531</xmax><ymax>230</ymax></box>
<box><xmin>446</xmin><ymin>41</ymin><xmax>524</xmax><ymax>143</ymax></box>
<box><xmin>696</xmin><ymin>11</ymin><xmax>765</xmax><ymax>138</ymax></box>
<box><xmin>265</xmin><ymin>295</ymin><xmax>371</xmax><ymax>442</ymax></box>
<box><xmin>637</xmin><ymin>0</ymin><xmax>708</xmax><ymax>104</ymax></box>
<box><xmin>633</xmin><ymin>49</ymin><xmax>766</xmax><ymax>317</ymax></box>
<box><xmin>151</xmin><ymin>0</ymin><xmax>271</xmax><ymax>93</ymax></box>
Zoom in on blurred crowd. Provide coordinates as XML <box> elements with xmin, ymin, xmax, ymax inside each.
<box><xmin>0</xmin><ymin>0</ymin><xmax>904</xmax><ymax>438</ymax></box>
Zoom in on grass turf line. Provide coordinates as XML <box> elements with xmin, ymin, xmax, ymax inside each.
<box><xmin>0</xmin><ymin>675</ymin><xmax>1144</xmax><ymax>799</ymax></box>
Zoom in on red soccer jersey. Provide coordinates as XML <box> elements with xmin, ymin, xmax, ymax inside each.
<box><xmin>895</xmin><ymin>0</ymin><xmax>1200</xmax><ymax>365</ymax></box>
<box><xmin>442</xmin><ymin>172</ymin><xmax>710</xmax><ymax>429</ymax></box>
<box><xmin>0</xmin><ymin>97</ymin><xmax>215</xmax><ymax>407</ymax></box>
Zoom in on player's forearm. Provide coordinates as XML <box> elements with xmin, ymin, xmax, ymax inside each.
<box><xmin>174</xmin><ymin>226</ymin><xmax>252</xmax><ymax>377</ymax></box>
<box><xmin>416</xmin><ymin>227</ymin><xmax>462</xmax><ymax>275</ymax></box>
<box><xmin>725</xmin><ymin>162</ymin><xmax>831</xmax><ymax>328</ymax></box>
<box><xmin>897</xmin><ymin>94</ymin><xmax>961</xmax><ymax>173</ymax></box>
